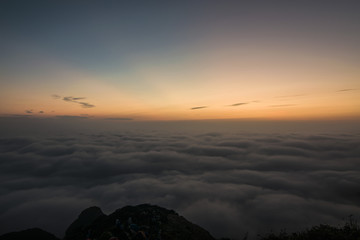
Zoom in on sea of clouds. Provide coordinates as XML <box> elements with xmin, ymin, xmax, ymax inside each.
<box><xmin>0</xmin><ymin>121</ymin><xmax>359</xmax><ymax>239</ymax></box>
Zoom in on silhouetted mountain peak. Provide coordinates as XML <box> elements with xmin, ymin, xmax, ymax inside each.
<box><xmin>65</xmin><ymin>206</ymin><xmax>105</xmax><ymax>240</ymax></box>
<box><xmin>78</xmin><ymin>206</ymin><xmax>105</xmax><ymax>220</ymax></box>
<box><xmin>65</xmin><ymin>204</ymin><xmax>215</xmax><ymax>240</ymax></box>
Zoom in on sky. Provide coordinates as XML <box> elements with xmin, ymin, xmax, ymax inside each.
<box><xmin>0</xmin><ymin>2</ymin><xmax>360</xmax><ymax>240</ymax></box>
<box><xmin>1</xmin><ymin>0</ymin><xmax>359</xmax><ymax>121</ymax></box>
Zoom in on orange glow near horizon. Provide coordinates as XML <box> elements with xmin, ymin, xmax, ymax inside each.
<box><xmin>1</xmin><ymin>41</ymin><xmax>359</xmax><ymax>121</ymax></box>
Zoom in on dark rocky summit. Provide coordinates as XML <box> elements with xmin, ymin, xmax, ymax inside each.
<box><xmin>65</xmin><ymin>206</ymin><xmax>106</xmax><ymax>240</ymax></box>
<box><xmin>65</xmin><ymin>204</ymin><xmax>216</xmax><ymax>240</ymax></box>
<box><xmin>0</xmin><ymin>228</ymin><xmax>59</xmax><ymax>240</ymax></box>
<box><xmin>2</xmin><ymin>204</ymin><xmax>358</xmax><ymax>240</ymax></box>
<box><xmin>0</xmin><ymin>204</ymin><xmax>216</xmax><ymax>240</ymax></box>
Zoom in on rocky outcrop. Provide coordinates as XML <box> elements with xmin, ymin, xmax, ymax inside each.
<box><xmin>1</xmin><ymin>204</ymin><xmax>216</xmax><ymax>240</ymax></box>
<box><xmin>65</xmin><ymin>204</ymin><xmax>216</xmax><ymax>240</ymax></box>
<box><xmin>65</xmin><ymin>206</ymin><xmax>106</xmax><ymax>240</ymax></box>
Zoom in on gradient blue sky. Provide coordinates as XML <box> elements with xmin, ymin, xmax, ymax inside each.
<box><xmin>1</xmin><ymin>1</ymin><xmax>359</xmax><ymax>120</ymax></box>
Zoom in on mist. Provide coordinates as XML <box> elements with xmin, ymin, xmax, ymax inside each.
<box><xmin>0</xmin><ymin>118</ymin><xmax>359</xmax><ymax>239</ymax></box>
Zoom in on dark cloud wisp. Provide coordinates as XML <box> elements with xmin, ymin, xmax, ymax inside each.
<box><xmin>63</xmin><ymin>96</ymin><xmax>86</xmax><ymax>102</ymax></box>
<box><xmin>51</xmin><ymin>94</ymin><xmax>61</xmax><ymax>99</ymax></box>
<box><xmin>52</xmin><ymin>95</ymin><xmax>95</xmax><ymax>109</ymax></box>
<box><xmin>229</xmin><ymin>102</ymin><xmax>248</xmax><ymax>107</ymax></box>
<box><xmin>78</xmin><ymin>102</ymin><xmax>95</xmax><ymax>108</ymax></box>
<box><xmin>337</xmin><ymin>88</ymin><xmax>357</xmax><ymax>92</ymax></box>
<box><xmin>191</xmin><ymin>106</ymin><xmax>207</xmax><ymax>110</ymax></box>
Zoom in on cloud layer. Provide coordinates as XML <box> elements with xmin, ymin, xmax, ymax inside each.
<box><xmin>0</xmin><ymin>130</ymin><xmax>359</xmax><ymax>239</ymax></box>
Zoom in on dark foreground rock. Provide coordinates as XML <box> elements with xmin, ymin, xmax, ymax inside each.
<box><xmin>65</xmin><ymin>204</ymin><xmax>216</xmax><ymax>240</ymax></box>
<box><xmin>259</xmin><ymin>220</ymin><xmax>360</xmax><ymax>240</ymax></box>
<box><xmin>65</xmin><ymin>206</ymin><xmax>106</xmax><ymax>240</ymax></box>
<box><xmin>0</xmin><ymin>228</ymin><xmax>59</xmax><ymax>240</ymax></box>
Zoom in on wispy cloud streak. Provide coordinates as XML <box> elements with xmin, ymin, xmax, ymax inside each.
<box><xmin>51</xmin><ymin>95</ymin><xmax>95</xmax><ymax>108</ymax></box>
<box><xmin>51</xmin><ymin>94</ymin><xmax>61</xmax><ymax>99</ymax></box>
<box><xmin>337</xmin><ymin>88</ymin><xmax>357</xmax><ymax>92</ymax></box>
<box><xmin>229</xmin><ymin>102</ymin><xmax>248</xmax><ymax>107</ymax></box>
<box><xmin>191</xmin><ymin>106</ymin><xmax>207</xmax><ymax>110</ymax></box>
